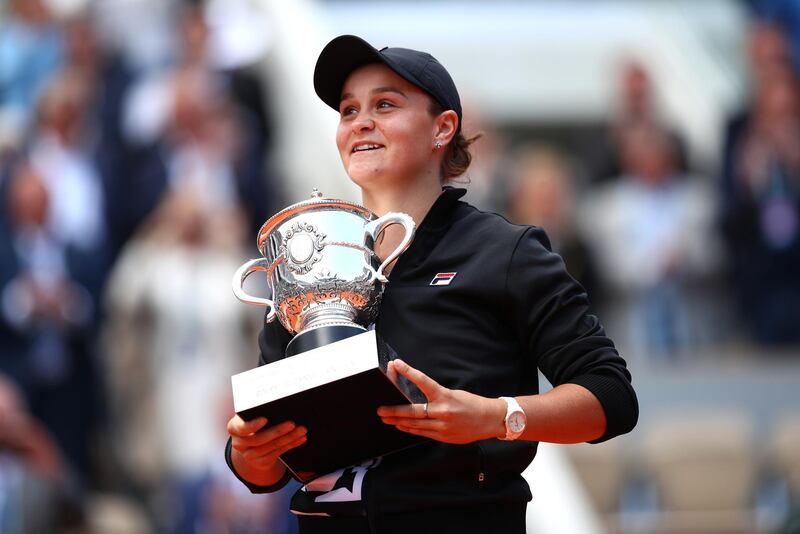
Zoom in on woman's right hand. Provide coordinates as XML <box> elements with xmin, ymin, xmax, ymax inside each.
<box><xmin>227</xmin><ymin>415</ymin><xmax>308</xmax><ymax>486</ymax></box>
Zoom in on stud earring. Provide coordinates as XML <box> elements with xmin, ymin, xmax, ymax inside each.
<box><xmin>434</xmin><ymin>141</ymin><xmax>442</xmax><ymax>150</ymax></box>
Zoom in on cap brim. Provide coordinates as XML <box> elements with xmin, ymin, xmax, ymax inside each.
<box><xmin>314</xmin><ymin>35</ymin><xmax>407</xmax><ymax>113</ymax></box>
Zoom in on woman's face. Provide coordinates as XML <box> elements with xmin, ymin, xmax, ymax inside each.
<box><xmin>336</xmin><ymin>63</ymin><xmax>441</xmax><ymax>189</ymax></box>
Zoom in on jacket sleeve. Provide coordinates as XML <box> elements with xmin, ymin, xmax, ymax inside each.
<box><xmin>507</xmin><ymin>226</ymin><xmax>638</xmax><ymax>442</ymax></box>
<box><xmin>225</xmin><ymin>317</ymin><xmax>295</xmax><ymax>493</ymax></box>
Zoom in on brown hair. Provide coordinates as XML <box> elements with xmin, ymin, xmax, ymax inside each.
<box><xmin>429</xmin><ymin>101</ymin><xmax>482</xmax><ymax>182</ymax></box>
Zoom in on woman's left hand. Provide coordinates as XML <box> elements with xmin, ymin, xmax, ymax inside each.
<box><xmin>377</xmin><ymin>359</ymin><xmax>505</xmax><ymax>444</ymax></box>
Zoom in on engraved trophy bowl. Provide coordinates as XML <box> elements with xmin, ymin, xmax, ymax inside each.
<box><xmin>232</xmin><ymin>189</ymin><xmax>415</xmax><ymax>355</ymax></box>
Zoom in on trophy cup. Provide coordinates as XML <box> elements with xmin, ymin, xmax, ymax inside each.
<box><xmin>230</xmin><ymin>190</ymin><xmax>423</xmax><ymax>482</ymax></box>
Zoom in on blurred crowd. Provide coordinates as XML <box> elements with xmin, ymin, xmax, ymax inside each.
<box><xmin>494</xmin><ymin>9</ymin><xmax>800</xmax><ymax>360</ymax></box>
<box><xmin>0</xmin><ymin>0</ymin><xmax>799</xmax><ymax>532</ymax></box>
<box><xmin>0</xmin><ymin>0</ymin><xmax>289</xmax><ymax>532</ymax></box>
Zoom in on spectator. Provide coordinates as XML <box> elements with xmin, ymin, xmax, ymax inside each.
<box><xmin>584</xmin><ymin>59</ymin><xmax>688</xmax><ymax>185</ymax></box>
<box><xmin>579</xmin><ymin>124</ymin><xmax>719</xmax><ymax>360</ymax></box>
<box><xmin>750</xmin><ymin>0</ymin><xmax>800</xmax><ymax>73</ymax></box>
<box><xmin>507</xmin><ymin>145</ymin><xmax>600</xmax><ymax>302</ymax></box>
<box><xmin>29</xmin><ymin>70</ymin><xmax>107</xmax><ymax>261</ymax></box>
<box><xmin>111</xmin><ymin>2</ymin><xmax>275</xmax><ymax>257</ymax></box>
<box><xmin>0</xmin><ymin>159</ymin><xmax>99</xmax><ymax>478</ymax></box>
<box><xmin>102</xmin><ymin>180</ymin><xmax>258</xmax><ymax>533</ymax></box>
<box><xmin>722</xmin><ymin>60</ymin><xmax>800</xmax><ymax>345</ymax></box>
<box><xmin>0</xmin><ymin>0</ymin><xmax>63</xmax><ymax>153</ymax></box>
<box><xmin>0</xmin><ymin>372</ymin><xmax>83</xmax><ymax>533</ymax></box>
<box><xmin>458</xmin><ymin>105</ymin><xmax>509</xmax><ymax>213</ymax></box>
<box><xmin>722</xmin><ymin>20</ymin><xmax>792</xmax><ymax>195</ymax></box>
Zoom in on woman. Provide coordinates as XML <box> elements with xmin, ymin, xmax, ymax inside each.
<box><xmin>226</xmin><ymin>35</ymin><xmax>638</xmax><ymax>533</ymax></box>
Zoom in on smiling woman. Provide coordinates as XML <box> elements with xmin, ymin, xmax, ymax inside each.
<box><xmin>336</xmin><ymin>63</ymin><xmax>446</xmax><ymax>191</ymax></box>
<box><xmin>225</xmin><ymin>35</ymin><xmax>639</xmax><ymax>534</ymax></box>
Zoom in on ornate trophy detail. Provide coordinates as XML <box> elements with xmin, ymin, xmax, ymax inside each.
<box><xmin>282</xmin><ymin>221</ymin><xmax>326</xmax><ymax>275</ymax></box>
<box><xmin>232</xmin><ymin>190</ymin><xmax>415</xmax><ymax>355</ymax></box>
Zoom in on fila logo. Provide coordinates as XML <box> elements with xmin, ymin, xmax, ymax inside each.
<box><xmin>430</xmin><ymin>272</ymin><xmax>457</xmax><ymax>286</ymax></box>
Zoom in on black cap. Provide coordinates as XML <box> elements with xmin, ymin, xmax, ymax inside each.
<box><xmin>314</xmin><ymin>35</ymin><xmax>462</xmax><ymax>130</ymax></box>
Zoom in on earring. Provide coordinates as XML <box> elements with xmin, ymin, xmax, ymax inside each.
<box><xmin>434</xmin><ymin>141</ymin><xmax>442</xmax><ymax>150</ymax></box>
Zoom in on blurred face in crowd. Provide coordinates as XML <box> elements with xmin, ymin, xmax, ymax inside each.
<box><xmin>336</xmin><ymin>63</ymin><xmax>443</xmax><ymax>190</ymax></box>
<box><xmin>65</xmin><ymin>16</ymin><xmax>98</xmax><ymax>70</ymax></box>
<box><xmin>509</xmin><ymin>148</ymin><xmax>573</xmax><ymax>235</ymax></box>
<box><xmin>0</xmin><ymin>374</ymin><xmax>25</xmax><ymax>423</ymax></box>
<box><xmin>37</xmin><ymin>72</ymin><xmax>91</xmax><ymax>145</ymax></box>
<box><xmin>620</xmin><ymin>61</ymin><xmax>651</xmax><ymax>118</ymax></box>
<box><xmin>165</xmin><ymin>189</ymin><xmax>207</xmax><ymax>246</ymax></box>
<box><xmin>178</xmin><ymin>6</ymin><xmax>209</xmax><ymax>65</ymax></box>
<box><xmin>621</xmin><ymin>125</ymin><xmax>676</xmax><ymax>186</ymax></box>
<box><xmin>10</xmin><ymin>0</ymin><xmax>50</xmax><ymax>25</ymax></box>
<box><xmin>170</xmin><ymin>72</ymin><xmax>217</xmax><ymax>143</ymax></box>
<box><xmin>747</xmin><ymin>22</ymin><xmax>791</xmax><ymax>77</ymax></box>
<box><xmin>755</xmin><ymin>65</ymin><xmax>799</xmax><ymax>126</ymax></box>
<box><xmin>6</xmin><ymin>163</ymin><xmax>49</xmax><ymax>229</ymax></box>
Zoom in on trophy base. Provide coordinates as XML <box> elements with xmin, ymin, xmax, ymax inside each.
<box><xmin>286</xmin><ymin>324</ymin><xmax>367</xmax><ymax>357</ymax></box>
<box><xmin>231</xmin><ymin>330</ymin><xmax>427</xmax><ymax>483</ymax></box>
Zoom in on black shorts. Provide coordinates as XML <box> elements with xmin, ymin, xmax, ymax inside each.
<box><xmin>296</xmin><ymin>503</ymin><xmax>527</xmax><ymax>534</ymax></box>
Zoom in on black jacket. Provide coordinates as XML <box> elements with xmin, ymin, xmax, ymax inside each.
<box><xmin>226</xmin><ymin>187</ymin><xmax>638</xmax><ymax>516</ymax></box>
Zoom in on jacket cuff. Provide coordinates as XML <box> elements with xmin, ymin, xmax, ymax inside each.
<box><xmin>567</xmin><ymin>373</ymin><xmax>639</xmax><ymax>443</ymax></box>
<box><xmin>225</xmin><ymin>437</ymin><xmax>293</xmax><ymax>493</ymax></box>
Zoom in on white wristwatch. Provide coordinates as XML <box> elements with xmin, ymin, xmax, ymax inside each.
<box><xmin>499</xmin><ymin>396</ymin><xmax>527</xmax><ymax>441</ymax></box>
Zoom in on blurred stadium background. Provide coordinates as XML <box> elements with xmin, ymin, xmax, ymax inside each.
<box><xmin>1</xmin><ymin>0</ymin><xmax>799</xmax><ymax>532</ymax></box>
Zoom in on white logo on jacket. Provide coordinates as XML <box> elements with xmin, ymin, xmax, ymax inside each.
<box><xmin>430</xmin><ymin>272</ymin><xmax>457</xmax><ymax>286</ymax></box>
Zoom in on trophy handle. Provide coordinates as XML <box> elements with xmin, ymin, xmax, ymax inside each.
<box><xmin>232</xmin><ymin>258</ymin><xmax>277</xmax><ymax>322</ymax></box>
<box><xmin>365</xmin><ymin>212</ymin><xmax>416</xmax><ymax>283</ymax></box>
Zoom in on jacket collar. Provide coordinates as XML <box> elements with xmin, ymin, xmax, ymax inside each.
<box><xmin>388</xmin><ymin>187</ymin><xmax>466</xmax><ymax>276</ymax></box>
<box><xmin>415</xmin><ymin>186</ymin><xmax>467</xmax><ymax>233</ymax></box>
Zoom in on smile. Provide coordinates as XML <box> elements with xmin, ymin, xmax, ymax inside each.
<box><xmin>352</xmin><ymin>143</ymin><xmax>384</xmax><ymax>153</ymax></box>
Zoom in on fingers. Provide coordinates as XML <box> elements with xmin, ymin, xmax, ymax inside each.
<box><xmin>227</xmin><ymin>415</ymin><xmax>267</xmax><ymax>437</ymax></box>
<box><xmin>386</xmin><ymin>359</ymin><xmax>399</xmax><ymax>387</ymax></box>
<box><xmin>242</xmin><ymin>426</ymin><xmax>308</xmax><ymax>463</ymax></box>
<box><xmin>380</xmin><ymin>414</ymin><xmax>442</xmax><ymax>430</ymax></box>
<box><xmin>390</xmin><ymin>359</ymin><xmax>441</xmax><ymax>398</ymax></box>
<box><xmin>229</xmin><ymin>414</ymin><xmax>308</xmax><ymax>455</ymax></box>
<box><xmin>389</xmin><ymin>420</ymin><xmax>475</xmax><ymax>445</ymax></box>
<box><xmin>233</xmin><ymin>421</ymin><xmax>305</xmax><ymax>450</ymax></box>
<box><xmin>250</xmin><ymin>421</ymin><xmax>304</xmax><ymax>447</ymax></box>
<box><xmin>377</xmin><ymin>402</ymin><xmax>428</xmax><ymax>419</ymax></box>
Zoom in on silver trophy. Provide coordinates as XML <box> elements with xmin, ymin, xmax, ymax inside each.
<box><xmin>230</xmin><ymin>190</ymin><xmax>423</xmax><ymax>481</ymax></box>
<box><xmin>232</xmin><ymin>189</ymin><xmax>415</xmax><ymax>355</ymax></box>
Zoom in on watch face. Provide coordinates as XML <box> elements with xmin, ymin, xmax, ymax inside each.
<box><xmin>508</xmin><ymin>412</ymin><xmax>526</xmax><ymax>433</ymax></box>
